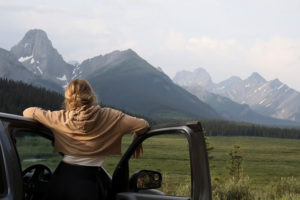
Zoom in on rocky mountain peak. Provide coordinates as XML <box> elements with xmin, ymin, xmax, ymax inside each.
<box><xmin>246</xmin><ymin>72</ymin><xmax>266</xmax><ymax>83</ymax></box>
<box><xmin>268</xmin><ymin>78</ymin><xmax>288</xmax><ymax>90</ymax></box>
<box><xmin>173</xmin><ymin>67</ymin><xmax>214</xmax><ymax>88</ymax></box>
<box><xmin>217</xmin><ymin>76</ymin><xmax>242</xmax><ymax>87</ymax></box>
<box><xmin>11</xmin><ymin>29</ymin><xmax>53</xmax><ymax>58</ymax></box>
<box><xmin>10</xmin><ymin>29</ymin><xmax>73</xmax><ymax>87</ymax></box>
<box><xmin>22</xmin><ymin>29</ymin><xmax>49</xmax><ymax>44</ymax></box>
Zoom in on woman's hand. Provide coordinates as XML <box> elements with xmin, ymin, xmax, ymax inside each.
<box><xmin>132</xmin><ymin>133</ymin><xmax>143</xmax><ymax>159</ymax></box>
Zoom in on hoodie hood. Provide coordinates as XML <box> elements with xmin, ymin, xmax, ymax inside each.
<box><xmin>66</xmin><ymin>105</ymin><xmax>102</xmax><ymax>132</ymax></box>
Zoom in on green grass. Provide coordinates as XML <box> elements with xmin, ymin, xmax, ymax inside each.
<box><xmin>208</xmin><ymin>136</ymin><xmax>300</xmax><ymax>187</ymax></box>
<box><xmin>15</xmin><ymin>133</ymin><xmax>300</xmax><ymax>197</ymax></box>
<box><xmin>104</xmin><ymin>135</ymin><xmax>300</xmax><ymax>195</ymax></box>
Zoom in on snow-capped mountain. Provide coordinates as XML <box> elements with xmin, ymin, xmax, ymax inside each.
<box><xmin>10</xmin><ymin>29</ymin><xmax>74</xmax><ymax>88</ymax></box>
<box><xmin>174</xmin><ymin>68</ymin><xmax>300</xmax><ymax>123</ymax></box>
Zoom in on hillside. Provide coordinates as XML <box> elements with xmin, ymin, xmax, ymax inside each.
<box><xmin>83</xmin><ymin>50</ymin><xmax>219</xmax><ymax>121</ymax></box>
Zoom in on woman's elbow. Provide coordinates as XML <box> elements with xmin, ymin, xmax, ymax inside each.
<box><xmin>138</xmin><ymin>120</ymin><xmax>150</xmax><ymax>134</ymax></box>
<box><xmin>23</xmin><ymin>107</ymin><xmax>35</xmax><ymax>119</ymax></box>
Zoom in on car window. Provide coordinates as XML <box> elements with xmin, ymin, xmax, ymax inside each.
<box><xmin>12</xmin><ymin>131</ymin><xmax>61</xmax><ymax>171</ymax></box>
<box><xmin>0</xmin><ymin>146</ymin><xmax>6</xmax><ymax>196</ymax></box>
<box><xmin>129</xmin><ymin>134</ymin><xmax>191</xmax><ymax>196</ymax></box>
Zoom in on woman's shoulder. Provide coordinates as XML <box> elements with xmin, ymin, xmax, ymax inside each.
<box><xmin>101</xmin><ymin>107</ymin><xmax>124</xmax><ymax>117</ymax></box>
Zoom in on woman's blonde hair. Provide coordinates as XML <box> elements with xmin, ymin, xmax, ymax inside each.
<box><xmin>64</xmin><ymin>79</ymin><xmax>98</xmax><ymax>111</ymax></box>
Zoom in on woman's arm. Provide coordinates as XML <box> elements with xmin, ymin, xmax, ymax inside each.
<box><xmin>120</xmin><ymin>114</ymin><xmax>150</xmax><ymax>135</ymax></box>
<box><xmin>23</xmin><ymin>107</ymin><xmax>63</xmax><ymax>129</ymax></box>
<box><xmin>118</xmin><ymin>113</ymin><xmax>150</xmax><ymax>159</ymax></box>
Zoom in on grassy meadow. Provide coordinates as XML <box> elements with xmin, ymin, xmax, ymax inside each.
<box><xmin>15</xmin><ymin>133</ymin><xmax>300</xmax><ymax>198</ymax></box>
<box><xmin>104</xmin><ymin>135</ymin><xmax>300</xmax><ymax>186</ymax></box>
<box><xmin>208</xmin><ymin>136</ymin><xmax>300</xmax><ymax>187</ymax></box>
<box><xmin>104</xmin><ymin>135</ymin><xmax>300</xmax><ymax>198</ymax></box>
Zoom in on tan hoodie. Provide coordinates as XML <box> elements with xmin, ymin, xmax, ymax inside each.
<box><xmin>23</xmin><ymin>105</ymin><xmax>149</xmax><ymax>157</ymax></box>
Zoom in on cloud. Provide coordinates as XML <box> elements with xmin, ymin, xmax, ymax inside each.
<box><xmin>247</xmin><ymin>37</ymin><xmax>300</xmax><ymax>71</ymax></box>
<box><xmin>164</xmin><ymin>32</ymin><xmax>249</xmax><ymax>81</ymax></box>
<box><xmin>165</xmin><ymin>32</ymin><xmax>246</xmax><ymax>60</ymax></box>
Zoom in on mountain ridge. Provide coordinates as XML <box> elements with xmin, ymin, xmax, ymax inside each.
<box><xmin>174</xmin><ymin>68</ymin><xmax>300</xmax><ymax>124</ymax></box>
<box><xmin>0</xmin><ymin>29</ymin><xmax>220</xmax><ymax>122</ymax></box>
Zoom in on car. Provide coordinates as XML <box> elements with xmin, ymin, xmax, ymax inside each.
<box><xmin>0</xmin><ymin>112</ymin><xmax>212</xmax><ymax>200</ymax></box>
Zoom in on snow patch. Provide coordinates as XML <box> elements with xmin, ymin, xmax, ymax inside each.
<box><xmin>30</xmin><ymin>58</ymin><xmax>35</xmax><ymax>64</ymax></box>
<box><xmin>278</xmin><ymin>84</ymin><xmax>285</xmax><ymax>90</ymax></box>
<box><xmin>24</xmin><ymin>43</ymin><xmax>29</xmax><ymax>48</ymax></box>
<box><xmin>36</xmin><ymin>66</ymin><xmax>43</xmax><ymax>75</ymax></box>
<box><xmin>245</xmin><ymin>84</ymin><xmax>250</xmax><ymax>88</ymax></box>
<box><xmin>259</xmin><ymin>99</ymin><xmax>266</xmax><ymax>104</ymax></box>
<box><xmin>56</xmin><ymin>74</ymin><xmax>67</xmax><ymax>81</ymax></box>
<box><xmin>18</xmin><ymin>55</ymin><xmax>33</xmax><ymax>62</ymax></box>
<box><xmin>266</xmin><ymin>104</ymin><xmax>271</xmax><ymax>107</ymax></box>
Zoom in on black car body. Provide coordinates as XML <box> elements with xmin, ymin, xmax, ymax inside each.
<box><xmin>0</xmin><ymin>112</ymin><xmax>212</xmax><ymax>200</ymax></box>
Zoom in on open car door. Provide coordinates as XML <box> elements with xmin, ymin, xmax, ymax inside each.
<box><xmin>111</xmin><ymin>121</ymin><xmax>212</xmax><ymax>200</ymax></box>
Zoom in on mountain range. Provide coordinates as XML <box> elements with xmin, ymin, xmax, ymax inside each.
<box><xmin>174</xmin><ymin>68</ymin><xmax>300</xmax><ymax>125</ymax></box>
<box><xmin>0</xmin><ymin>29</ymin><xmax>218</xmax><ymax>121</ymax></box>
<box><xmin>0</xmin><ymin>29</ymin><xmax>299</xmax><ymax>127</ymax></box>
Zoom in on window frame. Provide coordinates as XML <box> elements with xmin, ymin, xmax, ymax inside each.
<box><xmin>112</xmin><ymin>129</ymin><xmax>194</xmax><ymax>197</ymax></box>
<box><xmin>111</xmin><ymin>122</ymin><xmax>212</xmax><ymax>200</ymax></box>
<box><xmin>0</xmin><ymin>143</ymin><xmax>8</xmax><ymax>197</ymax></box>
<box><xmin>11</xmin><ymin>129</ymin><xmax>59</xmax><ymax>172</ymax></box>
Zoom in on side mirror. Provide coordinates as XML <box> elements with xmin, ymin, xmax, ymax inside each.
<box><xmin>129</xmin><ymin>170</ymin><xmax>162</xmax><ymax>192</ymax></box>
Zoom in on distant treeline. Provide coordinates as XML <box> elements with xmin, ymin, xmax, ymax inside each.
<box><xmin>0</xmin><ymin>78</ymin><xmax>64</xmax><ymax>115</ymax></box>
<box><xmin>201</xmin><ymin>119</ymin><xmax>300</xmax><ymax>139</ymax></box>
<box><xmin>0</xmin><ymin>78</ymin><xmax>155</xmax><ymax>124</ymax></box>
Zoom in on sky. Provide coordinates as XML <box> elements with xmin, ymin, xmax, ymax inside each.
<box><xmin>1</xmin><ymin>0</ymin><xmax>300</xmax><ymax>90</ymax></box>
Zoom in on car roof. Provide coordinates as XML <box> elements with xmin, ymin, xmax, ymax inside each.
<box><xmin>0</xmin><ymin>112</ymin><xmax>35</xmax><ymax>123</ymax></box>
<box><xmin>0</xmin><ymin>112</ymin><xmax>53</xmax><ymax>138</ymax></box>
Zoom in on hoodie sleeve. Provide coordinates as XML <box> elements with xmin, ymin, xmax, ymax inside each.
<box><xmin>118</xmin><ymin>113</ymin><xmax>150</xmax><ymax>135</ymax></box>
<box><xmin>23</xmin><ymin>107</ymin><xmax>63</xmax><ymax>129</ymax></box>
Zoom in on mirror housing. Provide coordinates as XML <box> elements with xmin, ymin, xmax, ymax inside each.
<box><xmin>129</xmin><ymin>170</ymin><xmax>162</xmax><ymax>192</ymax></box>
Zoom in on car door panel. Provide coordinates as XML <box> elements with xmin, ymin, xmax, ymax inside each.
<box><xmin>116</xmin><ymin>192</ymin><xmax>190</xmax><ymax>200</ymax></box>
<box><xmin>112</xmin><ymin>122</ymin><xmax>212</xmax><ymax>200</ymax></box>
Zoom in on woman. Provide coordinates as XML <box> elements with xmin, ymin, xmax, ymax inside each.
<box><xmin>23</xmin><ymin>79</ymin><xmax>149</xmax><ymax>200</ymax></box>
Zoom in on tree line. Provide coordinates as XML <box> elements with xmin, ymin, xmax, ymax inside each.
<box><xmin>0</xmin><ymin>78</ymin><xmax>64</xmax><ymax>115</ymax></box>
<box><xmin>0</xmin><ymin>78</ymin><xmax>155</xmax><ymax>124</ymax></box>
<box><xmin>201</xmin><ymin>119</ymin><xmax>300</xmax><ymax>139</ymax></box>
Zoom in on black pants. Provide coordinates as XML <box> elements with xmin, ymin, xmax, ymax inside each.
<box><xmin>43</xmin><ymin>161</ymin><xmax>101</xmax><ymax>200</ymax></box>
